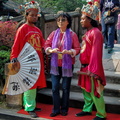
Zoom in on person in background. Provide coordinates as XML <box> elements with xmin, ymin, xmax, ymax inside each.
<box><xmin>10</xmin><ymin>1</ymin><xmax>46</xmax><ymax>118</ymax></box>
<box><xmin>75</xmin><ymin>3</ymin><xmax>107</xmax><ymax>120</ymax></box>
<box><xmin>117</xmin><ymin>13</ymin><xmax>120</xmax><ymax>43</ymax></box>
<box><xmin>93</xmin><ymin>0</ymin><xmax>102</xmax><ymax>31</ymax></box>
<box><xmin>44</xmin><ymin>12</ymin><xmax>80</xmax><ymax>117</ymax></box>
<box><xmin>94</xmin><ymin>0</ymin><xmax>100</xmax><ymax>8</ymax></box>
<box><xmin>99</xmin><ymin>0</ymin><xmax>119</xmax><ymax>53</ymax></box>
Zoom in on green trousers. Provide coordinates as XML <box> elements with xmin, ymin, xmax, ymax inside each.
<box><xmin>82</xmin><ymin>77</ymin><xmax>107</xmax><ymax>118</ymax></box>
<box><xmin>23</xmin><ymin>89</ymin><xmax>36</xmax><ymax>111</ymax></box>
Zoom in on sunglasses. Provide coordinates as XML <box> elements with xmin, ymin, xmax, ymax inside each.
<box><xmin>57</xmin><ymin>18</ymin><xmax>67</xmax><ymax>22</ymax></box>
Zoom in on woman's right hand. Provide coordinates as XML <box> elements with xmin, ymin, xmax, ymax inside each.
<box><xmin>11</xmin><ymin>62</ymin><xmax>20</xmax><ymax>72</ymax></box>
<box><xmin>48</xmin><ymin>48</ymin><xmax>60</xmax><ymax>53</ymax></box>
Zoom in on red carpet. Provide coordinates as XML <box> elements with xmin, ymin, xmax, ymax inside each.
<box><xmin>17</xmin><ymin>103</ymin><xmax>120</xmax><ymax>120</ymax></box>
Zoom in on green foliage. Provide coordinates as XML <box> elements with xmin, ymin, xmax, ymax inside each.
<box><xmin>0</xmin><ymin>20</ymin><xmax>16</xmax><ymax>82</ymax></box>
<box><xmin>0</xmin><ymin>49</ymin><xmax>10</xmax><ymax>80</ymax></box>
<box><xmin>11</xmin><ymin>0</ymin><xmax>87</xmax><ymax>13</ymax></box>
<box><xmin>0</xmin><ymin>45</ymin><xmax>10</xmax><ymax>51</ymax></box>
<box><xmin>39</xmin><ymin>0</ymin><xmax>87</xmax><ymax>13</ymax></box>
<box><xmin>2</xmin><ymin>0</ymin><xmax>8</xmax><ymax>3</ymax></box>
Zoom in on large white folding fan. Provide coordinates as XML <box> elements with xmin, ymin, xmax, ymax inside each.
<box><xmin>2</xmin><ymin>42</ymin><xmax>41</xmax><ymax>95</ymax></box>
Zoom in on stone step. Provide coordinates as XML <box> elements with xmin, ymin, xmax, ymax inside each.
<box><xmin>73</xmin><ymin>68</ymin><xmax>120</xmax><ymax>84</ymax></box>
<box><xmin>104</xmin><ymin>83</ymin><xmax>120</xmax><ymax>97</ymax></box>
<box><xmin>0</xmin><ymin>107</ymin><xmax>51</xmax><ymax>120</ymax></box>
<box><xmin>104</xmin><ymin>71</ymin><xmax>120</xmax><ymax>84</ymax></box>
<box><xmin>0</xmin><ymin>108</ymin><xmax>31</xmax><ymax>120</ymax></box>
<box><xmin>46</xmin><ymin>77</ymin><xmax>120</xmax><ymax>97</ymax></box>
<box><xmin>37</xmin><ymin>88</ymin><xmax>120</xmax><ymax>114</ymax></box>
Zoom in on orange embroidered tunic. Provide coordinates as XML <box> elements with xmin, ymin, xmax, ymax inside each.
<box><xmin>11</xmin><ymin>24</ymin><xmax>46</xmax><ymax>89</ymax></box>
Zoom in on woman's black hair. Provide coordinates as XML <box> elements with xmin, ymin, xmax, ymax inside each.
<box><xmin>86</xmin><ymin>16</ymin><xmax>98</xmax><ymax>28</ymax></box>
<box><xmin>56</xmin><ymin>12</ymin><xmax>72</xmax><ymax>28</ymax></box>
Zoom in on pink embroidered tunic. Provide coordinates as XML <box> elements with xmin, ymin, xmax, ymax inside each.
<box><xmin>117</xmin><ymin>14</ymin><xmax>120</xmax><ymax>30</ymax></box>
<box><xmin>78</xmin><ymin>28</ymin><xmax>106</xmax><ymax>97</ymax></box>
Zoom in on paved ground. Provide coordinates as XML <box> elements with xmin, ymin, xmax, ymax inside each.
<box><xmin>103</xmin><ymin>44</ymin><xmax>120</xmax><ymax>59</ymax></box>
<box><xmin>103</xmin><ymin>44</ymin><xmax>120</xmax><ymax>72</ymax></box>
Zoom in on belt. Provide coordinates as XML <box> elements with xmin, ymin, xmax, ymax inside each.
<box><xmin>81</xmin><ymin>64</ymin><xmax>89</xmax><ymax>68</ymax></box>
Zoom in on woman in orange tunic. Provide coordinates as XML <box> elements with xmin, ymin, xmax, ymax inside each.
<box><xmin>10</xmin><ymin>1</ymin><xmax>46</xmax><ymax>118</ymax></box>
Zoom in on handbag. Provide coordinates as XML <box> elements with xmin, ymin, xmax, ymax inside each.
<box><xmin>104</xmin><ymin>16</ymin><xmax>115</xmax><ymax>25</ymax></box>
<box><xmin>103</xmin><ymin>0</ymin><xmax>115</xmax><ymax>25</ymax></box>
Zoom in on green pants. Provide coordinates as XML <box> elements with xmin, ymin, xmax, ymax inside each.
<box><xmin>82</xmin><ymin>77</ymin><xmax>107</xmax><ymax>118</ymax></box>
<box><xmin>23</xmin><ymin>89</ymin><xmax>36</xmax><ymax>111</ymax></box>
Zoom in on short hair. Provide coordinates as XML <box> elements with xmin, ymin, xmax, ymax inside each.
<box><xmin>24</xmin><ymin>10</ymin><xmax>34</xmax><ymax>21</ymax></box>
<box><xmin>25</xmin><ymin>11</ymin><xmax>31</xmax><ymax>17</ymax></box>
<box><xmin>56</xmin><ymin>12</ymin><xmax>72</xmax><ymax>28</ymax></box>
<box><xmin>86</xmin><ymin>16</ymin><xmax>98</xmax><ymax>28</ymax></box>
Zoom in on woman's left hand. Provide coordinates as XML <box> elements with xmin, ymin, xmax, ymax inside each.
<box><xmin>62</xmin><ymin>49</ymin><xmax>73</xmax><ymax>55</ymax></box>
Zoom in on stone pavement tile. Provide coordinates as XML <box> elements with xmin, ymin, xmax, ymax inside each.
<box><xmin>116</xmin><ymin>60</ymin><xmax>120</xmax><ymax>72</ymax></box>
<box><xmin>103</xmin><ymin>59</ymin><xmax>109</xmax><ymax>69</ymax></box>
<box><xmin>103</xmin><ymin>59</ymin><xmax>120</xmax><ymax>71</ymax></box>
<box><xmin>103</xmin><ymin>44</ymin><xmax>120</xmax><ymax>59</ymax></box>
<box><xmin>74</xmin><ymin>54</ymin><xmax>81</xmax><ymax>68</ymax></box>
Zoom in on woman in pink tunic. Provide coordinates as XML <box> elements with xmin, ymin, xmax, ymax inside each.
<box><xmin>75</xmin><ymin>3</ymin><xmax>107</xmax><ymax>120</ymax></box>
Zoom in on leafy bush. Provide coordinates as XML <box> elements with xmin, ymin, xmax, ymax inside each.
<box><xmin>0</xmin><ymin>45</ymin><xmax>10</xmax><ymax>92</ymax></box>
<box><xmin>0</xmin><ymin>49</ymin><xmax>10</xmax><ymax>80</ymax></box>
<box><xmin>0</xmin><ymin>20</ymin><xmax>17</xmax><ymax>88</ymax></box>
<box><xmin>0</xmin><ymin>21</ymin><xmax>18</xmax><ymax>47</ymax></box>
<box><xmin>0</xmin><ymin>46</ymin><xmax>10</xmax><ymax>101</ymax></box>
